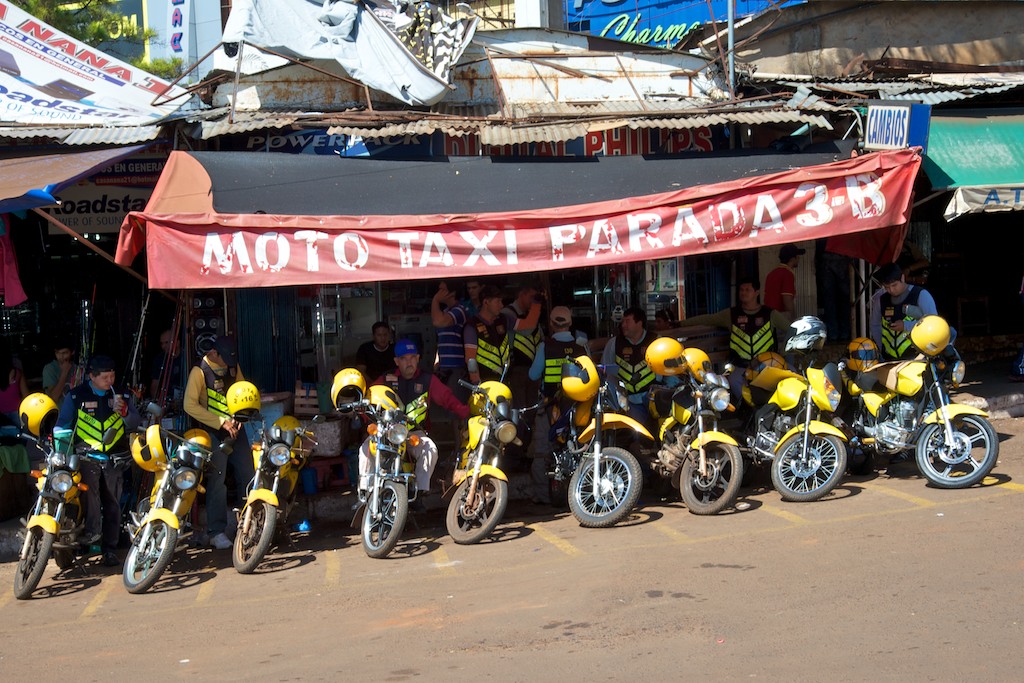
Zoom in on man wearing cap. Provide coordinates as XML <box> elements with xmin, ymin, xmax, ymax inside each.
<box><xmin>56</xmin><ymin>354</ymin><xmax>140</xmax><ymax>566</ymax></box>
<box><xmin>184</xmin><ymin>334</ymin><xmax>254</xmax><ymax>549</ymax></box>
<box><xmin>528</xmin><ymin>306</ymin><xmax>589</xmax><ymax>503</ymax></box>
<box><xmin>764</xmin><ymin>243</ymin><xmax>806</xmax><ymax>322</ymax></box>
<box><xmin>357</xmin><ymin>339</ymin><xmax>469</xmax><ymax>503</ymax></box>
<box><xmin>463</xmin><ymin>285</ymin><xmax>542</xmax><ymax>386</ymax></box>
<box><xmin>870</xmin><ymin>262</ymin><xmax>938</xmax><ymax>361</ymax></box>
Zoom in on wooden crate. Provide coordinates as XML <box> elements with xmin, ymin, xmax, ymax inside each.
<box><xmin>294</xmin><ymin>381</ymin><xmax>320</xmax><ymax>418</ymax></box>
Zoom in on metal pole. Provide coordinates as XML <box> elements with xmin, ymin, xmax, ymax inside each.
<box><xmin>727</xmin><ymin>0</ymin><xmax>736</xmax><ymax>95</ymax></box>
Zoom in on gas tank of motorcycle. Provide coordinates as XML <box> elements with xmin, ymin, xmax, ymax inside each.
<box><xmin>768</xmin><ymin>376</ymin><xmax>808</xmax><ymax>412</ymax></box>
<box><xmin>873</xmin><ymin>360</ymin><xmax>927</xmax><ymax>395</ymax></box>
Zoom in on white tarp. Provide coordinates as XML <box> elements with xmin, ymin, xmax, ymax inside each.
<box><xmin>221</xmin><ymin>0</ymin><xmax>477</xmax><ymax>106</ymax></box>
<box><xmin>944</xmin><ymin>185</ymin><xmax>1024</xmax><ymax>221</ymax></box>
<box><xmin>0</xmin><ymin>0</ymin><xmax>189</xmax><ymax>125</ymax></box>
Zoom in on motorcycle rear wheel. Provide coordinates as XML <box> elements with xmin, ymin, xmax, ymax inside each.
<box><xmin>679</xmin><ymin>443</ymin><xmax>744</xmax><ymax>515</ymax></box>
<box><xmin>123</xmin><ymin>520</ymin><xmax>177</xmax><ymax>594</ymax></box>
<box><xmin>446</xmin><ymin>476</ymin><xmax>509</xmax><ymax>544</ymax></box>
<box><xmin>233</xmin><ymin>501</ymin><xmax>278</xmax><ymax>574</ymax></box>
<box><xmin>568</xmin><ymin>446</ymin><xmax>643</xmax><ymax>528</ymax></box>
<box><xmin>771</xmin><ymin>432</ymin><xmax>847</xmax><ymax>502</ymax></box>
<box><xmin>916</xmin><ymin>414</ymin><xmax>999</xmax><ymax>488</ymax></box>
<box><xmin>13</xmin><ymin>527</ymin><xmax>54</xmax><ymax>600</ymax></box>
<box><xmin>362</xmin><ymin>481</ymin><xmax>408</xmax><ymax>559</ymax></box>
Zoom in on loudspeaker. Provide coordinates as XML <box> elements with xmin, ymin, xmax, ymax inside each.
<box><xmin>191</xmin><ymin>293</ymin><xmax>223</xmax><ymax>360</ymax></box>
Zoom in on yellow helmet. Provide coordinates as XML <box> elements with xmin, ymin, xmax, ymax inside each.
<box><xmin>846</xmin><ymin>338</ymin><xmax>879</xmax><ymax>372</ymax></box>
<box><xmin>644</xmin><ymin>337</ymin><xmax>686</xmax><ymax>376</ymax></box>
<box><xmin>183</xmin><ymin>428</ymin><xmax>213</xmax><ymax>450</ymax></box>
<box><xmin>271</xmin><ymin>415</ymin><xmax>303</xmax><ymax>447</ymax></box>
<box><xmin>745</xmin><ymin>351</ymin><xmax>787</xmax><ymax>382</ymax></box>
<box><xmin>132</xmin><ymin>423</ymin><xmax>168</xmax><ymax>472</ymax></box>
<box><xmin>910</xmin><ymin>315</ymin><xmax>951</xmax><ymax>356</ymax></box>
<box><xmin>470</xmin><ymin>381</ymin><xmax>512</xmax><ymax>416</ymax></box>
<box><xmin>561</xmin><ymin>355</ymin><xmax>599</xmax><ymax>402</ymax></box>
<box><xmin>683</xmin><ymin>347</ymin><xmax>712</xmax><ymax>383</ymax></box>
<box><xmin>331</xmin><ymin>367</ymin><xmax>366</xmax><ymax>409</ymax></box>
<box><xmin>19</xmin><ymin>392</ymin><xmax>58</xmax><ymax>438</ymax></box>
<box><xmin>366</xmin><ymin>384</ymin><xmax>403</xmax><ymax>412</ymax></box>
<box><xmin>226</xmin><ymin>381</ymin><xmax>261</xmax><ymax>421</ymax></box>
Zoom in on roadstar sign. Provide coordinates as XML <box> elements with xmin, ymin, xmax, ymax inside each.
<box><xmin>864</xmin><ymin>102</ymin><xmax>931</xmax><ymax>153</ymax></box>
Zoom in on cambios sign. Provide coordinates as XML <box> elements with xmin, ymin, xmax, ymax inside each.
<box><xmin>864</xmin><ymin>102</ymin><xmax>930</xmax><ymax>153</ymax></box>
<box><xmin>0</xmin><ymin>1</ymin><xmax>187</xmax><ymax>124</ymax></box>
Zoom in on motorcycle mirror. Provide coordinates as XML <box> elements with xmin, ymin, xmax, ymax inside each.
<box><xmin>311</xmin><ymin>413</ymin><xmax>326</xmax><ymax>424</ymax></box>
<box><xmin>145</xmin><ymin>402</ymin><xmax>164</xmax><ymax>419</ymax></box>
<box><xmin>905</xmin><ymin>304</ymin><xmax>925</xmax><ymax>320</ymax></box>
<box><xmin>722</xmin><ymin>363</ymin><xmax>735</xmax><ymax>376</ymax></box>
<box><xmin>101</xmin><ymin>427</ymin><xmax>119</xmax><ymax>446</ymax></box>
<box><xmin>219</xmin><ymin>436</ymin><xmax>235</xmax><ymax>456</ymax></box>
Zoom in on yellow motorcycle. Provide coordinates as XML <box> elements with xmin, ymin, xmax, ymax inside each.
<box><xmin>839</xmin><ymin>317</ymin><xmax>998</xmax><ymax>487</ymax></box>
<box><xmin>234</xmin><ymin>409</ymin><xmax>315</xmax><ymax>573</ymax></box>
<box><xmin>332</xmin><ymin>368</ymin><xmax>417</xmax><ymax>559</ymax></box>
<box><xmin>741</xmin><ymin>317</ymin><xmax>848</xmax><ymax>502</ymax></box>
<box><xmin>445</xmin><ymin>379</ymin><xmax>517</xmax><ymax>544</ymax></box>
<box><xmin>549</xmin><ymin>355</ymin><xmax>650</xmax><ymax>527</ymax></box>
<box><xmin>13</xmin><ymin>394</ymin><xmax>93</xmax><ymax>599</ymax></box>
<box><xmin>645</xmin><ymin>339</ymin><xmax>744</xmax><ymax>515</ymax></box>
<box><xmin>122</xmin><ymin>424</ymin><xmax>213</xmax><ymax>593</ymax></box>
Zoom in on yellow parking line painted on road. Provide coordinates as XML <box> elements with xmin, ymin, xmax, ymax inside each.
<box><xmin>432</xmin><ymin>548</ymin><xmax>457</xmax><ymax>575</ymax></box>
<box><xmin>195</xmin><ymin>581</ymin><xmax>215</xmax><ymax>604</ymax></box>
<box><xmin>0</xmin><ymin>586</ymin><xmax>12</xmax><ymax>612</ymax></box>
<box><xmin>652</xmin><ymin>522</ymin><xmax>693</xmax><ymax>543</ymax></box>
<box><xmin>860</xmin><ymin>481</ymin><xmax>936</xmax><ymax>507</ymax></box>
<box><xmin>80</xmin><ymin>580</ymin><xmax>114</xmax><ymax>619</ymax></box>
<box><xmin>526</xmin><ymin>524</ymin><xmax>583</xmax><ymax>557</ymax></box>
<box><xmin>996</xmin><ymin>481</ymin><xmax>1024</xmax><ymax>492</ymax></box>
<box><xmin>324</xmin><ymin>550</ymin><xmax>341</xmax><ymax>586</ymax></box>
<box><xmin>760</xmin><ymin>505</ymin><xmax>809</xmax><ymax>525</ymax></box>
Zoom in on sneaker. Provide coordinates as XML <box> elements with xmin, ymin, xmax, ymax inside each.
<box><xmin>102</xmin><ymin>551</ymin><xmax>120</xmax><ymax>567</ymax></box>
<box><xmin>209</xmin><ymin>532</ymin><xmax>232</xmax><ymax>550</ymax></box>
<box><xmin>80</xmin><ymin>532</ymin><xmax>101</xmax><ymax>546</ymax></box>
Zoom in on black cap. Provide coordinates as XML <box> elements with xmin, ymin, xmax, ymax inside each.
<box><xmin>875</xmin><ymin>263</ymin><xmax>903</xmax><ymax>285</ymax></box>
<box><xmin>87</xmin><ymin>355</ymin><xmax>116</xmax><ymax>374</ymax></box>
<box><xmin>779</xmin><ymin>244</ymin><xmax>806</xmax><ymax>262</ymax></box>
<box><xmin>213</xmin><ymin>335</ymin><xmax>238</xmax><ymax>367</ymax></box>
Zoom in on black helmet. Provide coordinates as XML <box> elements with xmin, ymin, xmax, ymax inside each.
<box><xmin>785</xmin><ymin>316</ymin><xmax>827</xmax><ymax>353</ymax></box>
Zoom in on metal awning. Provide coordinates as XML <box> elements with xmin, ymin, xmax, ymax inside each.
<box><xmin>921</xmin><ymin>110</ymin><xmax>1024</xmax><ymax>220</ymax></box>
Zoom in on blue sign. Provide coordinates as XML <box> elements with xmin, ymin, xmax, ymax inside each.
<box><xmin>864</xmin><ymin>102</ymin><xmax>931</xmax><ymax>153</ymax></box>
<box><xmin>565</xmin><ymin>0</ymin><xmax>796</xmax><ymax>48</ymax></box>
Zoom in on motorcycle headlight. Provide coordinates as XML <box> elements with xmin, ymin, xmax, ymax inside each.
<box><xmin>949</xmin><ymin>360</ymin><xmax>966</xmax><ymax>388</ymax></box>
<box><xmin>823</xmin><ymin>378</ymin><xmax>841</xmax><ymax>411</ymax></box>
<box><xmin>172</xmin><ymin>467</ymin><xmax>198</xmax><ymax>491</ymax></box>
<box><xmin>267</xmin><ymin>443</ymin><xmax>291</xmax><ymax>467</ymax></box>
<box><xmin>495</xmin><ymin>420</ymin><xmax>518</xmax><ymax>444</ymax></box>
<box><xmin>386</xmin><ymin>422</ymin><xmax>409</xmax><ymax>446</ymax></box>
<box><xmin>708</xmin><ymin>387</ymin><xmax>731</xmax><ymax>413</ymax></box>
<box><xmin>49</xmin><ymin>451</ymin><xmax>67</xmax><ymax>469</ymax></box>
<box><xmin>49</xmin><ymin>470</ymin><xmax>74</xmax><ymax>494</ymax></box>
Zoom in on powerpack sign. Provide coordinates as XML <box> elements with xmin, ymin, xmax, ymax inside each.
<box><xmin>864</xmin><ymin>102</ymin><xmax>931</xmax><ymax>152</ymax></box>
<box><xmin>0</xmin><ymin>1</ymin><xmax>187</xmax><ymax>124</ymax></box>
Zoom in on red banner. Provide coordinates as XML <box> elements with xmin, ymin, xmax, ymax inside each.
<box><xmin>117</xmin><ymin>149</ymin><xmax>921</xmax><ymax>289</ymax></box>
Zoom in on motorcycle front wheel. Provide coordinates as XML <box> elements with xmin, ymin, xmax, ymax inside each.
<box><xmin>771</xmin><ymin>432</ymin><xmax>848</xmax><ymax>502</ymax></box>
<box><xmin>916</xmin><ymin>414</ymin><xmax>999</xmax><ymax>488</ymax></box>
<box><xmin>233</xmin><ymin>501</ymin><xmax>278</xmax><ymax>574</ymax></box>
<box><xmin>362</xmin><ymin>481</ymin><xmax>408</xmax><ymax>559</ymax></box>
<box><xmin>123</xmin><ymin>520</ymin><xmax>178</xmax><ymax>594</ymax></box>
<box><xmin>680</xmin><ymin>442</ymin><xmax>744</xmax><ymax>515</ymax></box>
<box><xmin>13</xmin><ymin>527</ymin><xmax>54</xmax><ymax>600</ymax></box>
<box><xmin>568</xmin><ymin>446</ymin><xmax>643</xmax><ymax>528</ymax></box>
<box><xmin>446</xmin><ymin>475</ymin><xmax>509</xmax><ymax>544</ymax></box>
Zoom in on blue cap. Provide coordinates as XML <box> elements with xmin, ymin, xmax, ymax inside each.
<box><xmin>395</xmin><ymin>339</ymin><xmax>418</xmax><ymax>357</ymax></box>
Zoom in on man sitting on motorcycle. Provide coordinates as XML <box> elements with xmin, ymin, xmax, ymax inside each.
<box><xmin>357</xmin><ymin>339</ymin><xmax>470</xmax><ymax>504</ymax></box>
<box><xmin>869</xmin><ymin>262</ymin><xmax>938</xmax><ymax>362</ymax></box>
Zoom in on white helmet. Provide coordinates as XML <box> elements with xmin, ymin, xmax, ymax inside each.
<box><xmin>785</xmin><ymin>316</ymin><xmax>827</xmax><ymax>353</ymax></box>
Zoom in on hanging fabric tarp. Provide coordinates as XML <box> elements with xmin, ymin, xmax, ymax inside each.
<box><xmin>115</xmin><ymin>148</ymin><xmax>921</xmax><ymax>290</ymax></box>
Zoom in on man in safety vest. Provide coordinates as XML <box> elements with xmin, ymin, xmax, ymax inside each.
<box><xmin>56</xmin><ymin>354</ymin><xmax>140</xmax><ymax>566</ymax></box>
<box><xmin>184</xmin><ymin>334</ymin><xmax>254</xmax><ymax>550</ymax></box>
<box><xmin>676</xmin><ymin>277</ymin><xmax>791</xmax><ymax>400</ymax></box>
<box><xmin>463</xmin><ymin>285</ymin><xmax>541</xmax><ymax>386</ymax></box>
<box><xmin>502</xmin><ymin>284</ymin><xmax>544</xmax><ymax>404</ymax></box>
<box><xmin>601</xmin><ymin>306</ymin><xmax>662</xmax><ymax>425</ymax></box>
<box><xmin>357</xmin><ymin>339</ymin><xmax>469</xmax><ymax>502</ymax></box>
<box><xmin>870</xmin><ymin>262</ymin><xmax>938</xmax><ymax>361</ymax></box>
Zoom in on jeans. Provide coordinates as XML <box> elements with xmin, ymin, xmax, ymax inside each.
<box><xmin>205</xmin><ymin>429</ymin><xmax>254</xmax><ymax>536</ymax></box>
<box><xmin>80</xmin><ymin>459</ymin><xmax>124</xmax><ymax>553</ymax></box>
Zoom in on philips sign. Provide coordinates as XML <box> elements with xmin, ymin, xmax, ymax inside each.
<box><xmin>864</xmin><ymin>102</ymin><xmax>930</xmax><ymax>152</ymax></box>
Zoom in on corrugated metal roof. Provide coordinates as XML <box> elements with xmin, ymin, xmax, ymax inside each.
<box><xmin>749</xmin><ymin>73</ymin><xmax>1024</xmax><ymax>105</ymax></box>
<box><xmin>195</xmin><ymin>113</ymin><xmax>301</xmax><ymax>139</ymax></box>
<box><xmin>0</xmin><ymin>124</ymin><xmax>164</xmax><ymax>145</ymax></box>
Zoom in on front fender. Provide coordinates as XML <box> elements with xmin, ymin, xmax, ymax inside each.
<box><xmin>26</xmin><ymin>514</ymin><xmax>58</xmax><ymax>536</ymax></box>
<box><xmin>692</xmin><ymin>430</ymin><xmax>739</xmax><ymax>449</ymax></box>
<box><xmin>141</xmin><ymin>507</ymin><xmax>180</xmax><ymax>531</ymax></box>
<box><xmin>452</xmin><ymin>464</ymin><xmax>508</xmax><ymax>487</ymax></box>
<box><xmin>579</xmin><ymin>414</ymin><xmax>655</xmax><ymax>443</ymax></box>
<box><xmin>245</xmin><ymin>488</ymin><xmax>280</xmax><ymax>509</ymax></box>
<box><xmin>776</xmin><ymin>421</ymin><xmax>848</xmax><ymax>451</ymax></box>
<box><xmin>924</xmin><ymin>404</ymin><xmax>988</xmax><ymax>424</ymax></box>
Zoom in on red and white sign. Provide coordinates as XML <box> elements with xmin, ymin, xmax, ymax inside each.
<box><xmin>117</xmin><ymin>149</ymin><xmax>922</xmax><ymax>289</ymax></box>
